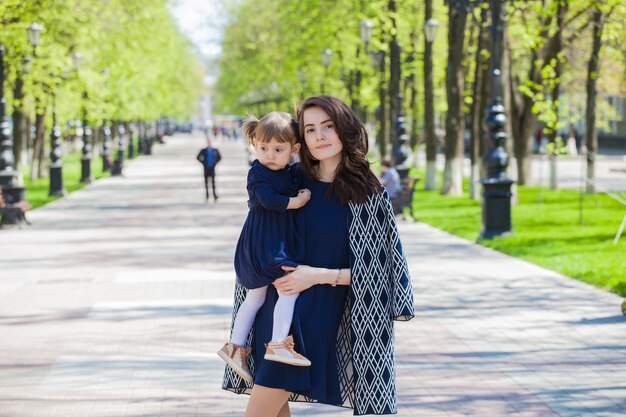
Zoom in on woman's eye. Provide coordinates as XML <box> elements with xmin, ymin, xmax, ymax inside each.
<box><xmin>305</xmin><ymin>128</ymin><xmax>314</xmax><ymax>134</ymax></box>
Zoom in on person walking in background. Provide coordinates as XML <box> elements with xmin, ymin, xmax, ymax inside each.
<box><xmin>379</xmin><ymin>159</ymin><xmax>401</xmax><ymax>200</ymax></box>
<box><xmin>218</xmin><ymin>112</ymin><xmax>312</xmax><ymax>383</ymax></box>
<box><xmin>196</xmin><ymin>138</ymin><xmax>222</xmax><ymax>202</ymax></box>
<box><xmin>222</xmin><ymin>96</ymin><xmax>414</xmax><ymax>417</ymax></box>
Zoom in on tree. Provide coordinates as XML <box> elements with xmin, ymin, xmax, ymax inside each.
<box><xmin>585</xmin><ymin>1</ymin><xmax>616</xmax><ymax>193</ymax></box>
<box><xmin>441</xmin><ymin>1</ymin><xmax>468</xmax><ymax>196</ymax></box>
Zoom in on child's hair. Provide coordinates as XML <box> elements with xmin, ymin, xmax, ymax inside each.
<box><xmin>381</xmin><ymin>160</ymin><xmax>392</xmax><ymax>168</ymax></box>
<box><xmin>241</xmin><ymin>112</ymin><xmax>299</xmax><ymax>146</ymax></box>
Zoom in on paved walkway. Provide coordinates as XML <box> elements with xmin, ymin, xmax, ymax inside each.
<box><xmin>0</xmin><ymin>134</ymin><xmax>624</xmax><ymax>417</ymax></box>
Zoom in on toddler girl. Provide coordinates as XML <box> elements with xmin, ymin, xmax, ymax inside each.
<box><xmin>217</xmin><ymin>112</ymin><xmax>311</xmax><ymax>383</ymax></box>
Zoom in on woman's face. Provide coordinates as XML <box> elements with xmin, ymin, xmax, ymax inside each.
<box><xmin>302</xmin><ymin>106</ymin><xmax>343</xmax><ymax>164</ymax></box>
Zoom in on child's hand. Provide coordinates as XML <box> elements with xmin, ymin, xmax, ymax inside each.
<box><xmin>296</xmin><ymin>188</ymin><xmax>311</xmax><ymax>207</ymax></box>
<box><xmin>287</xmin><ymin>188</ymin><xmax>311</xmax><ymax>209</ymax></box>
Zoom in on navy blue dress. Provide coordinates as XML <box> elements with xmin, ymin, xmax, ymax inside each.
<box><xmin>234</xmin><ymin>160</ymin><xmax>299</xmax><ymax>289</ymax></box>
<box><xmin>253</xmin><ymin>169</ymin><xmax>350</xmax><ymax>406</ymax></box>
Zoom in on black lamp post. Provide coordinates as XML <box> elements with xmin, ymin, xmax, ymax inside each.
<box><xmin>111</xmin><ymin>122</ymin><xmax>125</xmax><ymax>176</ymax></box>
<box><xmin>389</xmin><ymin>41</ymin><xmax>411</xmax><ymax>178</ymax></box>
<box><xmin>127</xmin><ymin>122</ymin><xmax>135</xmax><ymax>159</ymax></box>
<box><xmin>479</xmin><ymin>0</ymin><xmax>514</xmax><ymax>239</ymax></box>
<box><xmin>73</xmin><ymin>52</ymin><xmax>93</xmax><ymax>183</ymax></box>
<box><xmin>0</xmin><ymin>46</ymin><xmax>18</xmax><ymax>189</ymax></box>
<box><xmin>48</xmin><ymin>92</ymin><xmax>66</xmax><ymax>196</ymax></box>
<box><xmin>0</xmin><ymin>23</ymin><xmax>43</xmax><ymax>211</ymax></box>
<box><xmin>102</xmin><ymin>123</ymin><xmax>112</xmax><ymax>172</ymax></box>
<box><xmin>321</xmin><ymin>49</ymin><xmax>332</xmax><ymax>94</ymax></box>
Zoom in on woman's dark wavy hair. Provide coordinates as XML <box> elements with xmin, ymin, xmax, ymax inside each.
<box><xmin>296</xmin><ymin>95</ymin><xmax>381</xmax><ymax>205</ymax></box>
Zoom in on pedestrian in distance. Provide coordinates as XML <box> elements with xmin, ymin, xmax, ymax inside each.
<box><xmin>222</xmin><ymin>96</ymin><xmax>414</xmax><ymax>417</ymax></box>
<box><xmin>218</xmin><ymin>112</ymin><xmax>312</xmax><ymax>384</ymax></box>
<box><xmin>196</xmin><ymin>138</ymin><xmax>222</xmax><ymax>202</ymax></box>
<box><xmin>379</xmin><ymin>159</ymin><xmax>401</xmax><ymax>200</ymax></box>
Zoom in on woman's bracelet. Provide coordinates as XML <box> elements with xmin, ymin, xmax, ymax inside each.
<box><xmin>331</xmin><ymin>268</ymin><xmax>342</xmax><ymax>287</ymax></box>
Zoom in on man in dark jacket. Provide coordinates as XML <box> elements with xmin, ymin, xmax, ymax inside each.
<box><xmin>196</xmin><ymin>139</ymin><xmax>222</xmax><ymax>201</ymax></box>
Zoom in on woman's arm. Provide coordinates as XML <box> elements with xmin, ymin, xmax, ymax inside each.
<box><xmin>274</xmin><ymin>265</ymin><xmax>351</xmax><ymax>295</ymax></box>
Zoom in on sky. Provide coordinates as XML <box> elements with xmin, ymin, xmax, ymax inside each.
<box><xmin>169</xmin><ymin>0</ymin><xmax>230</xmax><ymax>60</ymax></box>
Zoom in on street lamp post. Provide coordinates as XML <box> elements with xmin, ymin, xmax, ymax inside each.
<box><xmin>111</xmin><ymin>122</ymin><xmax>125</xmax><ymax>176</ymax></box>
<box><xmin>48</xmin><ymin>92</ymin><xmax>66</xmax><ymax>196</ymax></box>
<box><xmin>0</xmin><ymin>46</ymin><xmax>18</xmax><ymax>189</ymax></box>
<box><xmin>1</xmin><ymin>23</ymin><xmax>44</xmax><ymax>213</ymax></box>
<box><xmin>27</xmin><ymin>23</ymin><xmax>43</xmax><ymax>51</ymax></box>
<box><xmin>389</xmin><ymin>41</ymin><xmax>411</xmax><ymax>178</ymax></box>
<box><xmin>102</xmin><ymin>123</ymin><xmax>113</xmax><ymax>172</ymax></box>
<box><xmin>24</xmin><ymin>23</ymin><xmax>66</xmax><ymax>197</ymax></box>
<box><xmin>73</xmin><ymin>52</ymin><xmax>93</xmax><ymax>183</ymax></box>
<box><xmin>479</xmin><ymin>0</ymin><xmax>514</xmax><ymax>239</ymax></box>
<box><xmin>127</xmin><ymin>122</ymin><xmax>135</xmax><ymax>159</ymax></box>
<box><xmin>321</xmin><ymin>49</ymin><xmax>332</xmax><ymax>94</ymax></box>
<box><xmin>424</xmin><ymin>11</ymin><xmax>439</xmax><ymax>190</ymax></box>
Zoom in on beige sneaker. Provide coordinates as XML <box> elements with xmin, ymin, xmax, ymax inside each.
<box><xmin>264</xmin><ymin>335</ymin><xmax>311</xmax><ymax>366</ymax></box>
<box><xmin>217</xmin><ymin>342</ymin><xmax>253</xmax><ymax>383</ymax></box>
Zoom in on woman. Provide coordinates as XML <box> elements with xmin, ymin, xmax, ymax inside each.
<box><xmin>222</xmin><ymin>95</ymin><xmax>414</xmax><ymax>416</ymax></box>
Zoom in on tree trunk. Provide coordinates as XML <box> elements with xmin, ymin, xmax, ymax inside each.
<box><xmin>388</xmin><ymin>0</ymin><xmax>401</xmax><ymax>165</ymax></box>
<box><xmin>442</xmin><ymin>3</ymin><xmax>467</xmax><ymax>196</ymax></box>
<box><xmin>12</xmin><ymin>77</ymin><xmax>27</xmax><ymax>175</ymax></box>
<box><xmin>470</xmin><ymin>8</ymin><xmax>488</xmax><ymax>200</ymax></box>
<box><xmin>424</xmin><ymin>0</ymin><xmax>437</xmax><ymax>190</ymax></box>
<box><xmin>30</xmin><ymin>110</ymin><xmax>47</xmax><ymax>181</ymax></box>
<box><xmin>585</xmin><ymin>6</ymin><xmax>605</xmax><ymax>194</ymax></box>
<box><xmin>548</xmin><ymin>1</ymin><xmax>567</xmax><ymax>190</ymax></box>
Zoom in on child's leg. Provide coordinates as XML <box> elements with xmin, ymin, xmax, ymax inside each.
<box><xmin>230</xmin><ymin>286</ymin><xmax>267</xmax><ymax>346</ymax></box>
<box><xmin>271</xmin><ymin>293</ymin><xmax>298</xmax><ymax>342</ymax></box>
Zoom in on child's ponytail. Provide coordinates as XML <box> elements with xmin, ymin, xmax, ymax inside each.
<box><xmin>241</xmin><ymin>115</ymin><xmax>260</xmax><ymax>145</ymax></box>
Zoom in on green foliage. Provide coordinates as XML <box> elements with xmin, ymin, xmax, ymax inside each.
<box><xmin>215</xmin><ymin>0</ymin><xmax>448</xmax><ymax>115</ymax></box>
<box><xmin>412</xmin><ymin>180</ymin><xmax>626</xmax><ymax>297</ymax></box>
<box><xmin>1</xmin><ymin>0</ymin><xmax>203</xmax><ymax>127</ymax></box>
<box><xmin>545</xmin><ymin>136</ymin><xmax>568</xmax><ymax>156</ymax></box>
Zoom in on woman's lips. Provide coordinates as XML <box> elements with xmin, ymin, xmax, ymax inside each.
<box><xmin>316</xmin><ymin>144</ymin><xmax>331</xmax><ymax>149</ymax></box>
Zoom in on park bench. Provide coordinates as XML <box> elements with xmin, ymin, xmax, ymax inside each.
<box><xmin>0</xmin><ymin>189</ymin><xmax>32</xmax><ymax>227</ymax></box>
<box><xmin>391</xmin><ymin>176</ymin><xmax>419</xmax><ymax>220</ymax></box>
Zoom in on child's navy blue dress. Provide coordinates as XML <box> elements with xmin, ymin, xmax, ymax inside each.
<box><xmin>252</xmin><ymin>170</ymin><xmax>350</xmax><ymax>406</ymax></box>
<box><xmin>234</xmin><ymin>160</ymin><xmax>299</xmax><ymax>289</ymax></box>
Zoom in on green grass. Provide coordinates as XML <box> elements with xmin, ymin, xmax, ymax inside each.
<box><xmin>411</xmin><ymin>174</ymin><xmax>626</xmax><ymax>297</ymax></box>
<box><xmin>23</xmin><ymin>136</ymin><xmax>141</xmax><ymax>209</ymax></box>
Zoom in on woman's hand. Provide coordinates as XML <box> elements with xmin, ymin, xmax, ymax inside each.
<box><xmin>274</xmin><ymin>265</ymin><xmax>321</xmax><ymax>295</ymax></box>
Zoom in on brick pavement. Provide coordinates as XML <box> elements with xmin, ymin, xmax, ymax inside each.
<box><xmin>0</xmin><ymin>134</ymin><xmax>624</xmax><ymax>417</ymax></box>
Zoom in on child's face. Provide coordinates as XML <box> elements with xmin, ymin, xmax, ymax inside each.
<box><xmin>255</xmin><ymin>138</ymin><xmax>300</xmax><ymax>171</ymax></box>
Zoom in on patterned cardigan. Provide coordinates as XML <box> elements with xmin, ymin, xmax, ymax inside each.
<box><xmin>222</xmin><ymin>189</ymin><xmax>415</xmax><ymax>415</ymax></box>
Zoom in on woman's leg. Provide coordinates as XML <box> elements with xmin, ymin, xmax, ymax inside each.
<box><xmin>244</xmin><ymin>385</ymin><xmax>290</xmax><ymax>417</ymax></box>
<box><xmin>276</xmin><ymin>400</ymin><xmax>291</xmax><ymax>417</ymax></box>
<box><xmin>230</xmin><ymin>286</ymin><xmax>267</xmax><ymax>346</ymax></box>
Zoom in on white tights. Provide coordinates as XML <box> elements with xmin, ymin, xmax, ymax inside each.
<box><xmin>230</xmin><ymin>286</ymin><xmax>298</xmax><ymax>346</ymax></box>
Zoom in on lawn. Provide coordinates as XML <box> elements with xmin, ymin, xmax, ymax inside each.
<box><xmin>411</xmin><ymin>178</ymin><xmax>626</xmax><ymax>297</ymax></box>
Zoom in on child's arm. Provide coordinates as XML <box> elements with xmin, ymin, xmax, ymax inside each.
<box><xmin>287</xmin><ymin>189</ymin><xmax>311</xmax><ymax>209</ymax></box>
